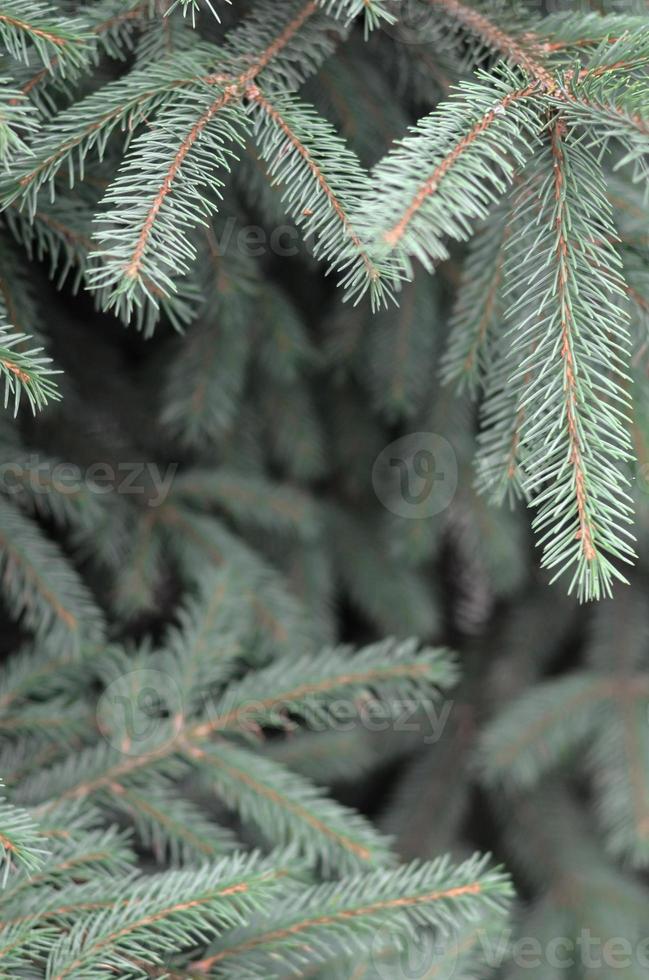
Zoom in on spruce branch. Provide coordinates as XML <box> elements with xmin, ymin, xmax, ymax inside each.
<box><xmin>1</xmin><ymin>447</ymin><xmax>107</xmax><ymax>536</ymax></box>
<box><xmin>87</xmin><ymin>85</ymin><xmax>250</xmax><ymax>321</ymax></box>
<box><xmin>0</xmin><ymin>1</ymin><xmax>90</xmax><ymax>74</ymax></box>
<box><xmin>536</xmin><ymin>12</ymin><xmax>649</xmax><ymax>55</ymax></box>
<box><xmin>426</xmin><ymin>0</ymin><xmax>554</xmax><ymax>88</ymax></box>
<box><xmin>156</xmin><ymin>505</ymin><xmax>316</xmax><ymax>655</ymax></box>
<box><xmin>246</xmin><ymin>85</ymin><xmax>397</xmax><ymax>309</ymax></box>
<box><xmin>5</xmin><ymin>194</ymin><xmax>94</xmax><ymax>291</ymax></box>
<box><xmin>87</xmin><ymin>0</ymin><xmax>334</xmax><ymax>321</ymax></box>
<box><xmin>190</xmin><ymin>852</ymin><xmax>512</xmax><ymax>976</ymax></box>
<box><xmin>159</xmin><ymin>230</ymin><xmax>256</xmax><ymax>446</ymax></box>
<box><xmin>166</xmin><ymin>0</ymin><xmax>230</xmax><ymax>25</ymax></box>
<box><xmin>45</xmin><ymin>853</ymin><xmax>288</xmax><ymax>979</ymax></box>
<box><xmin>0</xmin><ymin>636</ymin><xmax>100</xmax><ymax>713</ymax></box>
<box><xmin>0</xmin><ymin>699</ymin><xmax>92</xmax><ymax>743</ymax></box>
<box><xmin>0</xmin><ymin>321</ymin><xmax>60</xmax><ymax>414</ymax></box>
<box><xmin>326</xmin><ymin>505</ymin><xmax>439</xmax><ymax>637</ymax></box>
<box><xmin>317</xmin><ymin>0</ymin><xmax>397</xmax><ymax>34</ymax></box>
<box><xmin>479</xmin><ymin>587</ymin><xmax>649</xmax><ymax>866</ymax></box>
<box><xmin>0</xmin><ymin>920</ymin><xmax>54</xmax><ymax>972</ymax></box>
<box><xmin>196</xmin><ymin>637</ymin><xmax>457</xmax><ymax>738</ymax></box>
<box><xmin>366</xmin><ymin>70</ymin><xmax>543</xmax><ymax>278</ymax></box>
<box><xmin>472</xmin><ymin>193</ymin><xmax>531</xmax><ymax>506</ymax></box>
<box><xmin>107</xmin><ymin>779</ymin><xmax>237</xmax><ymax>867</ymax></box>
<box><xmin>0</xmin><ymin>820</ymin><xmax>134</xmax><ymax>905</ymax></box>
<box><xmin>442</xmin><ymin>197</ymin><xmax>512</xmax><ymax>395</ymax></box>
<box><xmin>475</xmin><ymin>336</ymin><xmax>528</xmax><ymax>506</ymax></box>
<box><xmin>1</xmin><ymin>50</ymin><xmax>220</xmax><ymax>213</ymax></box>
<box><xmin>0</xmin><ymin>81</ymin><xmax>39</xmax><ymax>169</ymax></box>
<box><xmin>2</xmin><ymin>874</ymin><xmax>140</xmax><ymax>931</ymax></box>
<box><xmin>217</xmin><ymin>0</ymin><xmax>333</xmax><ymax>93</ymax></box>
<box><xmin>592</xmin><ymin>690</ymin><xmax>649</xmax><ymax>867</ymax></box>
<box><xmin>0</xmin><ymin>496</ymin><xmax>105</xmax><ymax>651</ymax></box>
<box><xmin>161</xmin><ymin>568</ymin><xmax>251</xmax><ymax>709</ymax></box>
<box><xmin>477</xmin><ymin>673</ymin><xmax>614</xmax><ymax>787</ymax></box>
<box><xmin>188</xmin><ymin>742</ymin><xmax>393</xmax><ymax>872</ymax></box>
<box><xmin>551</xmin><ymin>73</ymin><xmax>649</xmax><ymax>186</ymax></box>
<box><xmin>0</xmin><ymin>781</ymin><xmax>47</xmax><ymax>885</ymax></box>
<box><xmin>5</xmin><ymin>190</ymin><xmax>198</xmax><ymax>336</ymax></box>
<box><xmin>20</xmin><ymin>640</ymin><xmax>455</xmax><ymax>815</ymax></box>
<box><xmin>172</xmin><ymin>468</ymin><xmax>321</xmax><ymax>540</ymax></box>
<box><xmin>503</xmin><ymin>129</ymin><xmax>635</xmax><ymax>600</ymax></box>
<box><xmin>15</xmin><ymin>1</ymin><xmax>150</xmax><ymax>111</ymax></box>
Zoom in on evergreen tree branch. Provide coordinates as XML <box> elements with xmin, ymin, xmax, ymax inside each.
<box><xmin>478</xmin><ymin>673</ymin><xmax>613</xmax><ymax>786</ymax></box>
<box><xmin>317</xmin><ymin>0</ymin><xmax>397</xmax><ymax>34</ymax></box>
<box><xmin>166</xmin><ymin>0</ymin><xmax>229</xmax><ymax>24</ymax></box>
<box><xmin>442</xmin><ymin>197</ymin><xmax>512</xmax><ymax>395</ymax></box>
<box><xmin>0</xmin><ymin>321</ymin><xmax>60</xmax><ymax>414</ymax></box>
<box><xmin>107</xmin><ymin>779</ymin><xmax>237</xmax><ymax>866</ymax></box>
<box><xmin>551</xmin><ymin>74</ymin><xmax>649</xmax><ymax>185</ymax></box>
<box><xmin>0</xmin><ymin>496</ymin><xmax>105</xmax><ymax>651</ymax></box>
<box><xmin>246</xmin><ymin>84</ymin><xmax>395</xmax><ymax>308</ymax></box>
<box><xmin>195</xmin><ymin>638</ymin><xmax>456</xmax><ymax>738</ymax></box>
<box><xmin>188</xmin><ymin>742</ymin><xmax>393</xmax><ymax>872</ymax></box>
<box><xmin>505</xmin><ymin>127</ymin><xmax>635</xmax><ymax>599</ymax></box>
<box><xmin>159</xmin><ymin>505</ymin><xmax>316</xmax><ymax>653</ymax></box>
<box><xmin>426</xmin><ymin>0</ymin><xmax>554</xmax><ymax>88</ymax></box>
<box><xmin>88</xmin><ymin>84</ymin><xmax>250</xmax><ymax>321</ymax></box>
<box><xmin>0</xmin><ymin>639</ymin><xmax>98</xmax><ymax>713</ymax></box>
<box><xmin>16</xmin><ymin>1</ymin><xmax>150</xmax><ymax>108</ymax></box>
<box><xmin>2</xmin><ymin>51</ymin><xmax>220</xmax><ymax>212</ymax></box>
<box><xmin>191</xmin><ymin>853</ymin><xmax>511</xmax><ymax>976</ymax></box>
<box><xmin>587</xmin><ymin>592</ymin><xmax>649</xmax><ymax>866</ymax></box>
<box><xmin>367</xmin><ymin>70</ymin><xmax>543</xmax><ymax>276</ymax></box>
<box><xmin>0</xmin><ymin>81</ymin><xmax>39</xmax><ymax>168</ymax></box>
<box><xmin>46</xmin><ymin>854</ymin><xmax>288</xmax><ymax>979</ymax></box>
<box><xmin>0</xmin><ymin>1</ymin><xmax>90</xmax><ymax>73</ymax></box>
<box><xmin>23</xmin><ymin>640</ymin><xmax>455</xmax><ymax>809</ymax></box>
<box><xmin>173</xmin><ymin>468</ymin><xmax>321</xmax><ymax>540</ymax></box>
<box><xmin>88</xmin><ymin>0</ymin><xmax>332</xmax><ymax>320</ymax></box>
<box><xmin>0</xmin><ymin>781</ymin><xmax>47</xmax><ymax>885</ymax></box>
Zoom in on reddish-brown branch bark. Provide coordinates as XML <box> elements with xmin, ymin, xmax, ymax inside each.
<box><xmin>191</xmin><ymin>882</ymin><xmax>484</xmax><ymax>973</ymax></box>
<box><xmin>124</xmin><ymin>0</ymin><xmax>319</xmax><ymax>279</ymax></box>
<box><xmin>427</xmin><ymin>0</ymin><xmax>554</xmax><ymax>88</ymax></box>
<box><xmin>124</xmin><ymin>86</ymin><xmax>238</xmax><ymax>279</ymax></box>
<box><xmin>245</xmin><ymin>84</ymin><xmax>380</xmax><ymax>285</ymax></box>
<box><xmin>550</xmin><ymin>122</ymin><xmax>596</xmax><ymax>562</ymax></box>
<box><xmin>384</xmin><ymin>83</ymin><xmax>538</xmax><ymax>249</ymax></box>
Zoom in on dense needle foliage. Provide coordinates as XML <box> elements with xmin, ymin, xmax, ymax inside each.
<box><xmin>1</xmin><ymin>1</ymin><xmax>649</xmax><ymax>977</ymax></box>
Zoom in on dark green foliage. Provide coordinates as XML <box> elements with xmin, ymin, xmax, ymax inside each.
<box><xmin>1</xmin><ymin>1</ymin><xmax>649</xmax><ymax>977</ymax></box>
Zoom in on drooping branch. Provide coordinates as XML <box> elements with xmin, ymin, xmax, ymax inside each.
<box><xmin>383</xmin><ymin>82</ymin><xmax>539</xmax><ymax>251</ymax></box>
<box><xmin>426</xmin><ymin>0</ymin><xmax>554</xmax><ymax>88</ymax></box>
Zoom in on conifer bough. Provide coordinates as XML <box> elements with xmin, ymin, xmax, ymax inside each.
<box><xmin>1</xmin><ymin>0</ymin><xmax>649</xmax><ymax>974</ymax></box>
<box><xmin>0</xmin><ymin>0</ymin><xmax>647</xmax><ymax>598</ymax></box>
